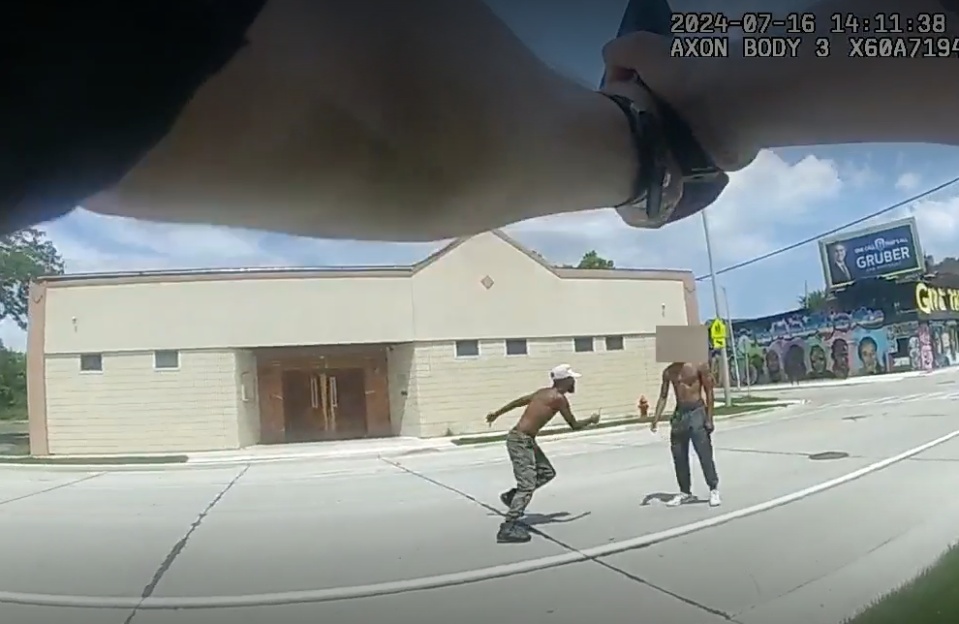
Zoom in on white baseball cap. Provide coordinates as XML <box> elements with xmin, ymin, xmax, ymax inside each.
<box><xmin>550</xmin><ymin>364</ymin><xmax>581</xmax><ymax>381</ymax></box>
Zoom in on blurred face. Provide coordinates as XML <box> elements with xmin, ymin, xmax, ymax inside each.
<box><xmin>555</xmin><ymin>377</ymin><xmax>575</xmax><ymax>394</ymax></box>
<box><xmin>833</xmin><ymin>245</ymin><xmax>846</xmax><ymax>263</ymax></box>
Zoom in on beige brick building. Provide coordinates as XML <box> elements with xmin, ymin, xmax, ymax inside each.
<box><xmin>26</xmin><ymin>230</ymin><xmax>698</xmax><ymax>456</ymax></box>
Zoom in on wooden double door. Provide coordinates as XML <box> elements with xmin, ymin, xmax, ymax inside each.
<box><xmin>281</xmin><ymin>367</ymin><xmax>368</xmax><ymax>442</ymax></box>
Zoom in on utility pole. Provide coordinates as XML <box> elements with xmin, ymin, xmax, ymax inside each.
<box><xmin>701</xmin><ymin>210</ymin><xmax>732</xmax><ymax>406</ymax></box>
<box><xmin>722</xmin><ymin>286</ymin><xmax>741</xmax><ymax>389</ymax></box>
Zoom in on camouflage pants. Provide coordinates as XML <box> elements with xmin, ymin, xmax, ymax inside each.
<box><xmin>504</xmin><ymin>430</ymin><xmax>556</xmax><ymax>521</ymax></box>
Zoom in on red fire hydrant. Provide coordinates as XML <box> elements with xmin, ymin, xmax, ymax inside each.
<box><xmin>637</xmin><ymin>395</ymin><xmax>649</xmax><ymax>418</ymax></box>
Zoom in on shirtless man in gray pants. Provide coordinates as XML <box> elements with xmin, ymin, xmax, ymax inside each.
<box><xmin>650</xmin><ymin>362</ymin><xmax>721</xmax><ymax>507</ymax></box>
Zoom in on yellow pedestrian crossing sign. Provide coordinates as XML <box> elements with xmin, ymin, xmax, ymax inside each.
<box><xmin>709</xmin><ymin>319</ymin><xmax>727</xmax><ymax>349</ymax></box>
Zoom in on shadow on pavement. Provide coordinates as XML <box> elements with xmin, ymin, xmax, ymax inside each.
<box><xmin>640</xmin><ymin>492</ymin><xmax>708</xmax><ymax>506</ymax></box>
<box><xmin>523</xmin><ymin>511</ymin><xmax>592</xmax><ymax>526</ymax></box>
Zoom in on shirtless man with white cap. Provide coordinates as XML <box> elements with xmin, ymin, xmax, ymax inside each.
<box><xmin>485</xmin><ymin>364</ymin><xmax>601</xmax><ymax>543</ymax></box>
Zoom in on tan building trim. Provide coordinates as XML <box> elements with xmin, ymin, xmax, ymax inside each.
<box><xmin>26</xmin><ymin>282</ymin><xmax>49</xmax><ymax>455</ymax></box>
<box><xmin>36</xmin><ymin>229</ymin><xmax>694</xmax><ymax>282</ymax></box>
<box><xmin>34</xmin><ymin>230</ymin><xmax>699</xmax><ymax>324</ymax></box>
<box><xmin>37</xmin><ymin>266</ymin><xmax>413</xmax><ymax>288</ymax></box>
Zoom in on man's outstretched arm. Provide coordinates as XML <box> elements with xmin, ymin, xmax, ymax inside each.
<box><xmin>486</xmin><ymin>393</ymin><xmax>535</xmax><ymax>424</ymax></box>
<box><xmin>557</xmin><ymin>397</ymin><xmax>600</xmax><ymax>431</ymax></box>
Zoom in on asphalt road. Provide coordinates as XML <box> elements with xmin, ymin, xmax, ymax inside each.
<box><xmin>3</xmin><ymin>373</ymin><xmax>959</xmax><ymax>624</ymax></box>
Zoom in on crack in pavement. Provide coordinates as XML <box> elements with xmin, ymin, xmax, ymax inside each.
<box><xmin>717</xmin><ymin>448</ymin><xmax>830</xmax><ymax>458</ymax></box>
<box><xmin>0</xmin><ymin>472</ymin><xmax>105</xmax><ymax>507</ymax></box>
<box><xmin>124</xmin><ymin>464</ymin><xmax>250</xmax><ymax>624</ymax></box>
<box><xmin>381</xmin><ymin>457</ymin><xmax>740</xmax><ymax>622</ymax></box>
<box><xmin>904</xmin><ymin>456</ymin><xmax>959</xmax><ymax>463</ymax></box>
<box><xmin>732</xmin><ymin>533</ymin><xmax>900</xmax><ymax>620</ymax></box>
<box><xmin>718</xmin><ymin>447</ymin><xmax>959</xmax><ymax>464</ymax></box>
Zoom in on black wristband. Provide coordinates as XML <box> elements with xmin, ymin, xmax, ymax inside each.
<box><xmin>601</xmin><ymin>93</ymin><xmax>670</xmax><ymax>222</ymax></box>
<box><xmin>2</xmin><ymin>0</ymin><xmax>268</xmax><ymax>235</ymax></box>
<box><xmin>600</xmin><ymin>89</ymin><xmax>729</xmax><ymax>228</ymax></box>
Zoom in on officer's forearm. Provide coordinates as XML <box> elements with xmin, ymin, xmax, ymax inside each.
<box><xmin>86</xmin><ymin>0</ymin><xmax>638</xmax><ymax>241</ymax></box>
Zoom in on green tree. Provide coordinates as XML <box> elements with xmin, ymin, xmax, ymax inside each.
<box><xmin>798</xmin><ymin>288</ymin><xmax>828</xmax><ymax>311</ymax></box>
<box><xmin>0</xmin><ymin>228</ymin><xmax>64</xmax><ymax>329</ymax></box>
<box><xmin>575</xmin><ymin>250</ymin><xmax>615</xmax><ymax>270</ymax></box>
<box><xmin>0</xmin><ymin>342</ymin><xmax>27</xmax><ymax>420</ymax></box>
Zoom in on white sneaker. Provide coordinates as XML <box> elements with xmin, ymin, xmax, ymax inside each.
<box><xmin>666</xmin><ymin>493</ymin><xmax>694</xmax><ymax>507</ymax></box>
<box><xmin>709</xmin><ymin>490</ymin><xmax>722</xmax><ymax>507</ymax></box>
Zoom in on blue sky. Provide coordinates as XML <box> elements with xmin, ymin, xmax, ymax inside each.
<box><xmin>7</xmin><ymin>0</ymin><xmax>959</xmax><ymax>349</ymax></box>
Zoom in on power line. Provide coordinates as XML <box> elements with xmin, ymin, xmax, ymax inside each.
<box><xmin>694</xmin><ymin>174</ymin><xmax>959</xmax><ymax>281</ymax></box>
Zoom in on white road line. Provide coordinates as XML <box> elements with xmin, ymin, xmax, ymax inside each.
<box><xmin>3</xmin><ymin>426</ymin><xmax>959</xmax><ymax>610</ymax></box>
<box><xmin>871</xmin><ymin>396</ymin><xmax>904</xmax><ymax>405</ymax></box>
<box><xmin>902</xmin><ymin>392</ymin><xmax>944</xmax><ymax>403</ymax></box>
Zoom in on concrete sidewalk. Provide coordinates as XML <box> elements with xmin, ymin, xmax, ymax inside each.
<box><xmin>735</xmin><ymin>365</ymin><xmax>959</xmax><ymax>393</ymax></box>
<box><xmin>0</xmin><ymin>401</ymin><xmax>801</xmax><ymax>469</ymax></box>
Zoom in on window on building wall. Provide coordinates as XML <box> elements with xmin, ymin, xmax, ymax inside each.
<box><xmin>605</xmin><ymin>336</ymin><xmax>625</xmax><ymax>351</ymax></box>
<box><xmin>505</xmin><ymin>339</ymin><xmax>528</xmax><ymax>356</ymax></box>
<box><xmin>573</xmin><ymin>337</ymin><xmax>594</xmax><ymax>353</ymax></box>
<box><xmin>79</xmin><ymin>353</ymin><xmax>103</xmax><ymax>372</ymax></box>
<box><xmin>154</xmin><ymin>350</ymin><xmax>180</xmax><ymax>370</ymax></box>
<box><xmin>455</xmin><ymin>340</ymin><xmax>480</xmax><ymax>357</ymax></box>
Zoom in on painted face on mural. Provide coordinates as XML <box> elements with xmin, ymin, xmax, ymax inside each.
<box><xmin>765</xmin><ymin>349</ymin><xmax>781</xmax><ymax>373</ymax></box>
<box><xmin>831</xmin><ymin>339</ymin><xmax>849</xmax><ymax>377</ymax></box>
<box><xmin>857</xmin><ymin>337</ymin><xmax>880</xmax><ymax>374</ymax></box>
<box><xmin>784</xmin><ymin>344</ymin><xmax>807</xmax><ymax>380</ymax></box>
<box><xmin>810</xmin><ymin>345</ymin><xmax>827</xmax><ymax>373</ymax></box>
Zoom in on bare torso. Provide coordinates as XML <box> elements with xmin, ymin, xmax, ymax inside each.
<box><xmin>514</xmin><ymin>388</ymin><xmax>566</xmax><ymax>436</ymax></box>
<box><xmin>666</xmin><ymin>362</ymin><xmax>705</xmax><ymax>407</ymax></box>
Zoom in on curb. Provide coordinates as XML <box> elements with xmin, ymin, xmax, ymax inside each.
<box><xmin>0</xmin><ymin>402</ymin><xmax>803</xmax><ymax>471</ymax></box>
<box><xmin>737</xmin><ymin>367</ymin><xmax>959</xmax><ymax>393</ymax></box>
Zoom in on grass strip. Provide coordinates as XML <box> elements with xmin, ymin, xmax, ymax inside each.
<box><xmin>843</xmin><ymin>540</ymin><xmax>959</xmax><ymax>624</ymax></box>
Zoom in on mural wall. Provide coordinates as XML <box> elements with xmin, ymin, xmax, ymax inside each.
<box><xmin>707</xmin><ymin>280</ymin><xmax>959</xmax><ymax>386</ymax></box>
<box><xmin>711</xmin><ymin>307</ymin><xmax>900</xmax><ymax>386</ymax></box>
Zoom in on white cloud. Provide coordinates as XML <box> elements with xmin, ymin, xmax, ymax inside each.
<box><xmin>841</xmin><ymin>162</ymin><xmax>881</xmax><ymax>189</ymax></box>
<box><xmin>895</xmin><ymin>172</ymin><xmax>921</xmax><ymax>192</ymax></box>
<box><xmin>700</xmin><ymin>151</ymin><xmax>842</xmax><ymax>261</ymax></box>
<box><xmin>856</xmin><ymin>186</ymin><xmax>959</xmax><ymax>260</ymax></box>
<box><xmin>44</xmin><ymin>211</ymin><xmax>287</xmax><ymax>274</ymax></box>
<box><xmin>508</xmin><ymin>149</ymin><xmax>843</xmax><ymax>269</ymax></box>
<box><xmin>903</xmin><ymin>194</ymin><xmax>959</xmax><ymax>258</ymax></box>
<box><xmin>41</xmin><ymin>209</ymin><xmax>443</xmax><ymax>276</ymax></box>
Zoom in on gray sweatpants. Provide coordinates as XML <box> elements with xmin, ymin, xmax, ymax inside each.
<box><xmin>670</xmin><ymin>401</ymin><xmax>719</xmax><ymax>493</ymax></box>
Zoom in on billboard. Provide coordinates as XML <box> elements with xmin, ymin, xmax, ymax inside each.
<box><xmin>819</xmin><ymin>217</ymin><xmax>925</xmax><ymax>289</ymax></box>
